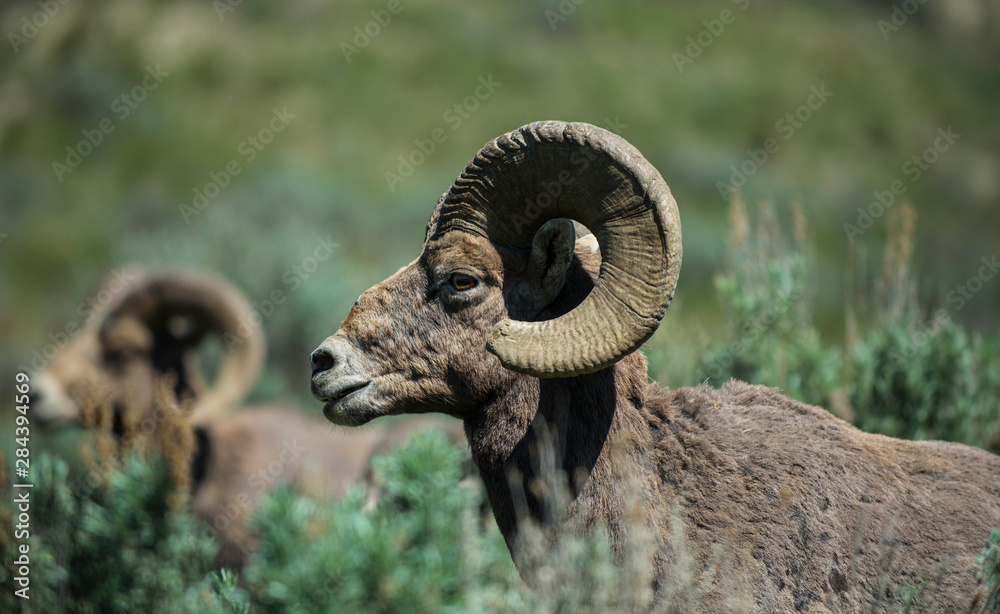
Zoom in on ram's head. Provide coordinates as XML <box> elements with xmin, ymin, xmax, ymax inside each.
<box><xmin>31</xmin><ymin>269</ymin><xmax>265</xmax><ymax>431</ymax></box>
<box><xmin>311</xmin><ymin>121</ymin><xmax>682</xmax><ymax>425</ymax></box>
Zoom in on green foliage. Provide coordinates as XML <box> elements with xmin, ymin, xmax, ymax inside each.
<box><xmin>846</xmin><ymin>206</ymin><xmax>1000</xmax><ymax>451</ymax></box>
<box><xmin>241</xmin><ymin>429</ymin><xmax>525</xmax><ymax>613</ymax></box>
<box><xmin>240</xmin><ymin>430</ymin><xmax>687</xmax><ymax>613</ymax></box>
<box><xmin>1</xmin><ymin>387</ymin><xmax>995</xmax><ymax>612</ymax></box>
<box><xmin>894</xmin><ymin>576</ymin><xmax>928</xmax><ymax>614</ymax></box>
<box><xmin>0</xmin><ymin>430</ymin><xmax>661</xmax><ymax>613</ymax></box>
<box><xmin>850</xmin><ymin>313</ymin><xmax>1000</xmax><ymax>450</ymax></box>
<box><xmin>691</xmin><ymin>201</ymin><xmax>1000</xmax><ymax>453</ymax></box>
<box><xmin>697</xmin><ymin>201</ymin><xmax>841</xmax><ymax>410</ymax></box>
<box><xmin>0</xmin><ymin>452</ymin><xmax>231</xmax><ymax>614</ymax></box>
<box><xmin>980</xmin><ymin>526</ymin><xmax>1000</xmax><ymax>614</ymax></box>
<box><xmin>213</xmin><ymin>569</ymin><xmax>251</xmax><ymax>614</ymax></box>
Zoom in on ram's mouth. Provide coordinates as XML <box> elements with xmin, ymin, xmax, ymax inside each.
<box><xmin>323</xmin><ymin>379</ymin><xmax>371</xmax><ymax>405</ymax></box>
<box><xmin>317</xmin><ymin>377</ymin><xmax>377</xmax><ymax>426</ymax></box>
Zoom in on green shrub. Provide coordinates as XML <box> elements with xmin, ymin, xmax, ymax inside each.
<box><xmin>1</xmin><ymin>429</ymin><xmax>667</xmax><ymax>613</ymax></box>
<box><xmin>697</xmin><ymin>199</ymin><xmax>841</xmax><ymax>410</ymax></box>
<box><xmin>241</xmin><ymin>429</ymin><xmax>524</xmax><ymax>613</ymax></box>
<box><xmin>0</xmin><ymin>452</ymin><xmax>232</xmax><ymax>614</ymax></box>
<box><xmin>240</xmin><ymin>430</ymin><xmax>723</xmax><ymax>613</ymax></box>
<box><xmin>698</xmin><ymin>201</ymin><xmax>1000</xmax><ymax>452</ymax></box>
<box><xmin>850</xmin><ymin>313</ymin><xmax>1000</xmax><ymax>450</ymax></box>
<box><xmin>893</xmin><ymin>572</ymin><xmax>931</xmax><ymax>614</ymax></box>
<box><xmin>979</xmin><ymin>525</ymin><xmax>1000</xmax><ymax>614</ymax></box>
<box><xmin>849</xmin><ymin>206</ymin><xmax>1000</xmax><ymax>451</ymax></box>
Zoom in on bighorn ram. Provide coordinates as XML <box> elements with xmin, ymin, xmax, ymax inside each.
<box><xmin>311</xmin><ymin>121</ymin><xmax>1000</xmax><ymax>611</ymax></box>
<box><xmin>31</xmin><ymin>269</ymin><xmax>460</xmax><ymax>566</ymax></box>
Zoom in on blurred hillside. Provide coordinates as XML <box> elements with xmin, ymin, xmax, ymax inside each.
<box><xmin>1</xmin><ymin>0</ymin><xmax>998</xmax><ymax>410</ymax></box>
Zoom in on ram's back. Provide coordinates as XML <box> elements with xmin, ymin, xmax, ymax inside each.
<box><xmin>644</xmin><ymin>380</ymin><xmax>1000</xmax><ymax>612</ymax></box>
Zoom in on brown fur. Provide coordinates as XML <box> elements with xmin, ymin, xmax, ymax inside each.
<box><xmin>313</xmin><ymin>230</ymin><xmax>1000</xmax><ymax>612</ymax></box>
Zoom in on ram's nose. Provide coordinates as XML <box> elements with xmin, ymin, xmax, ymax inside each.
<box><xmin>310</xmin><ymin>334</ymin><xmax>362</xmax><ymax>401</ymax></box>
<box><xmin>310</xmin><ymin>347</ymin><xmax>335</xmax><ymax>376</ymax></box>
<box><xmin>29</xmin><ymin>372</ymin><xmax>81</xmax><ymax>428</ymax></box>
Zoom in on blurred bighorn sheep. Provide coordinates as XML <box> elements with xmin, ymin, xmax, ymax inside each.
<box><xmin>31</xmin><ymin>268</ymin><xmax>460</xmax><ymax>566</ymax></box>
<box><xmin>311</xmin><ymin>121</ymin><xmax>1000</xmax><ymax>611</ymax></box>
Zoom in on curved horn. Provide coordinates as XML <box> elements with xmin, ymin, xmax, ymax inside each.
<box><xmin>430</xmin><ymin>121</ymin><xmax>682</xmax><ymax>377</ymax></box>
<box><xmin>99</xmin><ymin>270</ymin><xmax>266</xmax><ymax>424</ymax></box>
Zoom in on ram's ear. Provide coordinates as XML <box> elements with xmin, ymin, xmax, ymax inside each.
<box><xmin>526</xmin><ymin>218</ymin><xmax>576</xmax><ymax>310</ymax></box>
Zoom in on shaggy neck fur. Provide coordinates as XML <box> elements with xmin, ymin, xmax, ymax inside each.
<box><xmin>464</xmin><ymin>353</ymin><xmax>660</xmax><ymax>558</ymax></box>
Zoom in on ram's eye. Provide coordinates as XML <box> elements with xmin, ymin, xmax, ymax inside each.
<box><xmin>449</xmin><ymin>273</ymin><xmax>478</xmax><ymax>291</ymax></box>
